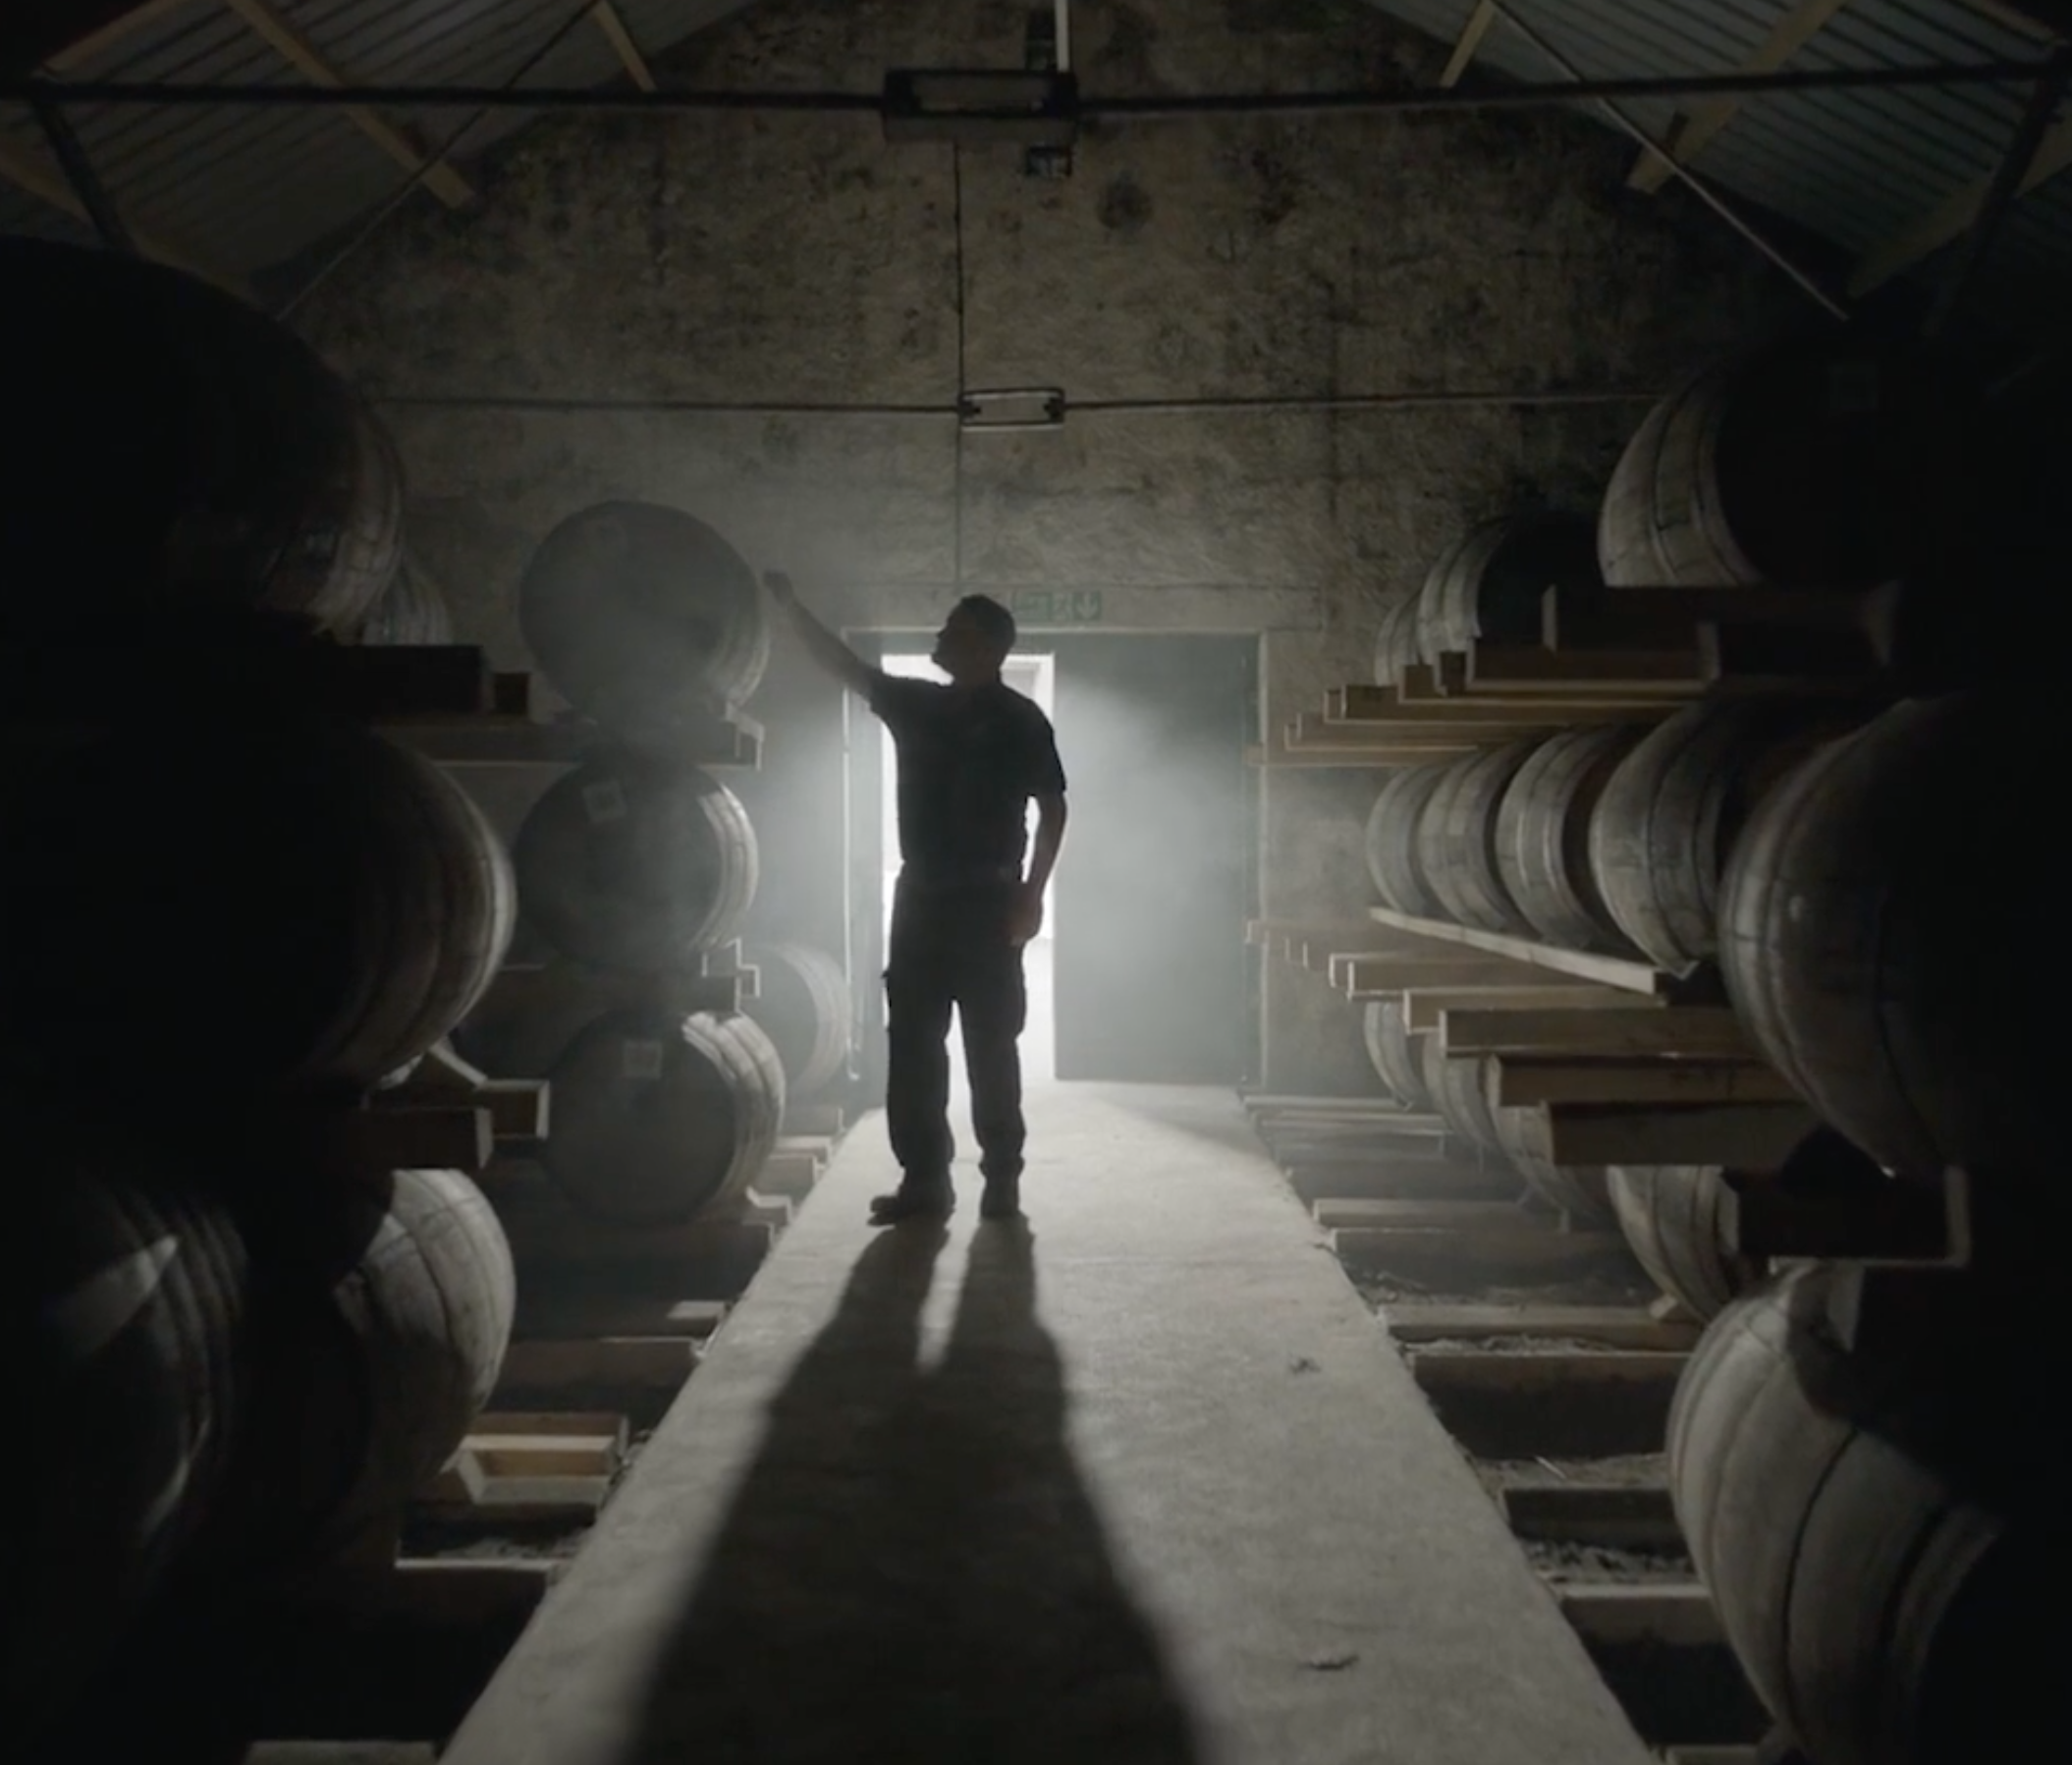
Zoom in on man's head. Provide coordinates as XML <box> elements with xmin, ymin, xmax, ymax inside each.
<box><xmin>931</xmin><ymin>594</ymin><xmax>1016</xmax><ymax>685</ymax></box>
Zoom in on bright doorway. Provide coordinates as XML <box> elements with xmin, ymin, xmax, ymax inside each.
<box><xmin>879</xmin><ymin>651</ymin><xmax>1058</xmax><ymax>1083</ymax></box>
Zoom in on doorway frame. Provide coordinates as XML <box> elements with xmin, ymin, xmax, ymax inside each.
<box><xmin>843</xmin><ymin>626</ymin><xmax>1265</xmax><ymax>1096</ymax></box>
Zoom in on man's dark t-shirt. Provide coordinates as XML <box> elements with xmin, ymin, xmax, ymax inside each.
<box><xmin>870</xmin><ymin>675</ymin><xmax>1066</xmax><ymax>883</ymax></box>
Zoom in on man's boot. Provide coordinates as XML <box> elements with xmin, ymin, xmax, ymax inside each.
<box><xmin>979</xmin><ymin>1173</ymin><xmax>1021</xmax><ymax>1220</ymax></box>
<box><xmin>870</xmin><ymin>1175</ymin><xmax>954</xmax><ymax>1225</ymax></box>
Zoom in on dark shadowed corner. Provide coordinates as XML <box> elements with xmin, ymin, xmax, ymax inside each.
<box><xmin>628</xmin><ymin>1223</ymin><xmax>1202</xmax><ymax>1765</ymax></box>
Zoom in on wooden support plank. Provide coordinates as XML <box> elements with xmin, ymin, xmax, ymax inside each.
<box><xmin>752</xmin><ymin>1148</ymin><xmax>825</xmax><ymax>1201</ymax></box>
<box><xmin>1500</xmin><ymin>1482</ymin><xmax>1685</xmax><ymax>1552</ymax></box>
<box><xmin>1398</xmin><ymin>658</ymin><xmax>1689</xmax><ymax>710</ymax></box>
<box><xmin>1850</xmin><ymin>108</ymin><xmax>2072</xmax><ymax>295</ymax></box>
<box><xmin>1544</xmin><ymin>1103</ymin><xmax>1820</xmax><ymax>1166</ymax></box>
<box><xmin>590</xmin><ymin>0</ymin><xmax>657</xmax><ymax>90</ymax></box>
<box><xmin>1721</xmin><ymin>1168</ymin><xmax>1963</xmax><ymax>1262</ymax></box>
<box><xmin>1329</xmin><ymin>683</ymin><xmax>1655</xmax><ymax>729</ymax></box>
<box><xmin>736</xmin><ymin>1187</ymin><xmax>793</xmax><ymax>1229</ymax></box>
<box><xmin>1368</xmin><ymin>905</ymin><xmax>1686</xmax><ymax>996</ymax></box>
<box><xmin>370</xmin><ymin>1046</ymin><xmax>551</xmax><ymax>1141</ymax></box>
<box><xmin>1330</xmin><ymin>1223</ymin><xmax>1636</xmax><ymax>1287</ymax></box>
<box><xmin>1490</xmin><ymin>1057</ymin><xmax>1797</xmax><ymax>1107</ymax></box>
<box><xmin>464</xmin><ymin>1418</ymin><xmax>626</xmax><ymax>1478</ymax></box>
<box><xmin>1440</xmin><ymin>0</ymin><xmax>1499</xmax><ymax>85</ymax></box>
<box><xmin>1339</xmin><ymin>955</ymin><xmax>1539</xmax><ymax>994</ymax></box>
<box><xmin>1409</xmin><ymin>1351</ymin><xmax>1686</xmax><ymax>1459</ymax></box>
<box><xmin>1403</xmin><ymin>986</ymin><xmax>1644</xmax><ymax>1029</ymax></box>
<box><xmin>1556</xmin><ymin>1583</ymin><xmax>1724</xmax><ymax>1649</ymax></box>
<box><xmin>414</xmin><ymin>1469</ymin><xmax>609</xmax><ymax>1525</ymax></box>
<box><xmin>1468</xmin><ymin>645</ymin><xmax>1706</xmax><ymax>690</ymax></box>
<box><xmin>1442</xmin><ymin>1006</ymin><xmax>1752</xmax><ymax>1059</ymax></box>
<box><xmin>1627</xmin><ymin>0</ymin><xmax>1857</xmax><ymax>193</ymax></box>
<box><xmin>219</xmin><ymin>0</ymin><xmax>474</xmax><ymax>207</ymax></box>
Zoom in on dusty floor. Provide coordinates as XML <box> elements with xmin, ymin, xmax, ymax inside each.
<box><xmin>443</xmin><ymin>1083</ymin><xmax>1657</xmax><ymax>1765</ymax></box>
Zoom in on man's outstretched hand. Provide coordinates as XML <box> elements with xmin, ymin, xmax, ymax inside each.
<box><xmin>1006</xmin><ymin>883</ymin><xmax>1044</xmax><ymax>946</ymax></box>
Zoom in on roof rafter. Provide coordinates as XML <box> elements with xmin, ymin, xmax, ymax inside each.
<box><xmin>217</xmin><ymin>0</ymin><xmax>474</xmax><ymax>208</ymax></box>
<box><xmin>590</xmin><ymin>1</ymin><xmax>656</xmax><ymax>93</ymax></box>
<box><xmin>1440</xmin><ymin>0</ymin><xmax>1499</xmax><ymax>88</ymax></box>
<box><xmin>1627</xmin><ymin>0</ymin><xmax>1856</xmax><ymax>194</ymax></box>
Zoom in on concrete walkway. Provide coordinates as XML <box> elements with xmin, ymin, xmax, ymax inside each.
<box><xmin>445</xmin><ymin>1084</ymin><xmax>1654</xmax><ymax>1765</ymax></box>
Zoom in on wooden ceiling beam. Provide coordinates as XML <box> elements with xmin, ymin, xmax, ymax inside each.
<box><xmin>1439</xmin><ymin>0</ymin><xmax>1499</xmax><ymax>89</ymax></box>
<box><xmin>1627</xmin><ymin>0</ymin><xmax>1856</xmax><ymax>193</ymax></box>
<box><xmin>217</xmin><ymin>0</ymin><xmax>473</xmax><ymax>208</ymax></box>
<box><xmin>590</xmin><ymin>1</ymin><xmax>656</xmax><ymax>93</ymax></box>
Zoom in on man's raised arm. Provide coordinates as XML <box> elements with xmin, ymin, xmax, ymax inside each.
<box><xmin>764</xmin><ymin>572</ymin><xmax>880</xmax><ymax>698</ymax></box>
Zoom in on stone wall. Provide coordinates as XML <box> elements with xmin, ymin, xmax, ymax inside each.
<box><xmin>295</xmin><ymin>0</ymin><xmax>1805</xmax><ymax>1091</ymax></box>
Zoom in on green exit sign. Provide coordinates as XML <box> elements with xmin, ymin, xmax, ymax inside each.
<box><xmin>1010</xmin><ymin>589</ymin><xmax>1103</xmax><ymax>625</ymax></box>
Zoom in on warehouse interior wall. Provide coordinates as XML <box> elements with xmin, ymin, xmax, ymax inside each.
<box><xmin>291</xmin><ymin>0</ymin><xmax>1811</xmax><ymax>1094</ymax></box>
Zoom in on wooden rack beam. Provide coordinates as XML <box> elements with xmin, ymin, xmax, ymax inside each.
<box><xmin>1325</xmin><ymin>683</ymin><xmax>1664</xmax><ymax>730</ymax></box>
<box><xmin>1336</xmin><ymin>955</ymin><xmax>1541</xmax><ymax>995</ymax></box>
<box><xmin>1402</xmin><ymin>659</ymin><xmax>1692</xmax><ymax>710</ymax></box>
<box><xmin>1488</xmin><ymin>1057</ymin><xmax>1797</xmax><ymax>1107</ymax></box>
<box><xmin>1441</xmin><ymin>1005</ymin><xmax>1753</xmax><ymax>1058</ymax></box>
<box><xmin>1468</xmin><ymin>643</ymin><xmax>1706</xmax><ymax>690</ymax></box>
<box><xmin>1367</xmin><ymin>906</ymin><xmax>1693</xmax><ymax>997</ymax></box>
<box><xmin>1542</xmin><ymin>1102</ymin><xmax>1820</xmax><ymax>1166</ymax></box>
<box><xmin>1403</xmin><ymin>985</ymin><xmax>1639</xmax><ymax>1028</ymax></box>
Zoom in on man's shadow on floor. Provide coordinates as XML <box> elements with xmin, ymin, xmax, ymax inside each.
<box><xmin>630</xmin><ymin>1223</ymin><xmax>1202</xmax><ymax>1765</ymax></box>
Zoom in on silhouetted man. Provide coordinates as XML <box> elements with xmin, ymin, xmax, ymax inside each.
<box><xmin>766</xmin><ymin>574</ymin><xmax>1067</xmax><ymax>1224</ymax></box>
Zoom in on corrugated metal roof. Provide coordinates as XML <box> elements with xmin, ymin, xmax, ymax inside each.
<box><xmin>1369</xmin><ymin>0</ymin><xmax>2070</xmax><ymax>344</ymax></box>
<box><xmin>0</xmin><ymin>0</ymin><xmax>759</xmax><ymax>281</ymax></box>
<box><xmin>3</xmin><ymin>1</ymin><xmax>2065</xmax><ymax>350</ymax></box>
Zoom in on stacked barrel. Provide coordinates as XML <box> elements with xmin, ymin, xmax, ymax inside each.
<box><xmin>1361</xmin><ymin>508</ymin><xmax>1638</xmax><ymax>1222</ymax></box>
<box><xmin>1389</xmin><ymin>329</ymin><xmax>2050</xmax><ymax>1765</ymax></box>
<box><xmin>4</xmin><ymin>242</ymin><xmax>516</xmax><ymax>1747</ymax></box>
<box><xmin>451</xmin><ymin>501</ymin><xmax>791</xmax><ymax>1229</ymax></box>
<box><xmin>1678</xmin><ymin>688</ymin><xmax>2065</xmax><ymax>1765</ymax></box>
